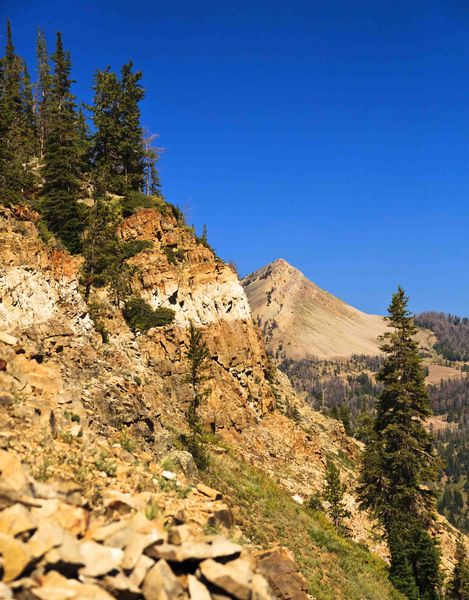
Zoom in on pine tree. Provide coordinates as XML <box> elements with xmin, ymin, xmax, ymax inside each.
<box><xmin>0</xmin><ymin>19</ymin><xmax>37</xmax><ymax>203</ymax></box>
<box><xmin>81</xmin><ymin>197</ymin><xmax>131</xmax><ymax>304</ymax></box>
<box><xmin>449</xmin><ymin>536</ymin><xmax>469</xmax><ymax>600</ymax></box>
<box><xmin>183</xmin><ymin>321</ymin><xmax>211</xmax><ymax>470</ymax></box>
<box><xmin>322</xmin><ymin>459</ymin><xmax>351</xmax><ymax>533</ymax></box>
<box><xmin>119</xmin><ymin>61</ymin><xmax>145</xmax><ymax>192</ymax></box>
<box><xmin>143</xmin><ymin>130</ymin><xmax>161</xmax><ymax>196</ymax></box>
<box><xmin>186</xmin><ymin>321</ymin><xmax>210</xmax><ymax>431</ymax></box>
<box><xmin>359</xmin><ymin>287</ymin><xmax>441</xmax><ymax>599</ymax></box>
<box><xmin>91</xmin><ymin>62</ymin><xmax>149</xmax><ymax>196</ymax></box>
<box><xmin>77</xmin><ymin>105</ymin><xmax>91</xmax><ymax>174</ymax></box>
<box><xmin>41</xmin><ymin>32</ymin><xmax>83</xmax><ymax>253</ymax></box>
<box><xmin>90</xmin><ymin>67</ymin><xmax>122</xmax><ymax>193</ymax></box>
<box><xmin>36</xmin><ymin>28</ymin><xmax>52</xmax><ymax>159</ymax></box>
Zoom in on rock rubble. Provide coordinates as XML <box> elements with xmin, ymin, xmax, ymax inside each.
<box><xmin>0</xmin><ymin>449</ymin><xmax>310</xmax><ymax>599</ymax></box>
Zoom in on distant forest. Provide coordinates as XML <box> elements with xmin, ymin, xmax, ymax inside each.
<box><xmin>281</xmin><ymin>354</ymin><xmax>469</xmax><ymax>533</ymax></box>
<box><xmin>415</xmin><ymin>311</ymin><xmax>469</xmax><ymax>362</ymax></box>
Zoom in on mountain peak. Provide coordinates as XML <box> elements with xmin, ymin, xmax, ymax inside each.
<box><xmin>242</xmin><ymin>260</ymin><xmax>386</xmax><ymax>360</ymax></box>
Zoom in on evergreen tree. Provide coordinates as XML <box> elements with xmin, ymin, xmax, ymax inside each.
<box><xmin>91</xmin><ymin>62</ymin><xmax>150</xmax><ymax>196</ymax></box>
<box><xmin>449</xmin><ymin>537</ymin><xmax>469</xmax><ymax>600</ymax></box>
<box><xmin>90</xmin><ymin>66</ymin><xmax>122</xmax><ymax>193</ymax></box>
<box><xmin>183</xmin><ymin>321</ymin><xmax>211</xmax><ymax>470</ymax></box>
<box><xmin>77</xmin><ymin>105</ymin><xmax>91</xmax><ymax>174</ymax></box>
<box><xmin>41</xmin><ymin>32</ymin><xmax>83</xmax><ymax>252</ymax></box>
<box><xmin>81</xmin><ymin>197</ymin><xmax>132</xmax><ymax>304</ymax></box>
<box><xmin>359</xmin><ymin>287</ymin><xmax>441</xmax><ymax>599</ymax></box>
<box><xmin>0</xmin><ymin>19</ymin><xmax>37</xmax><ymax>203</ymax></box>
<box><xmin>186</xmin><ymin>321</ymin><xmax>210</xmax><ymax>431</ymax></box>
<box><xmin>143</xmin><ymin>130</ymin><xmax>161</xmax><ymax>196</ymax></box>
<box><xmin>322</xmin><ymin>459</ymin><xmax>351</xmax><ymax>533</ymax></box>
<box><xmin>36</xmin><ymin>28</ymin><xmax>52</xmax><ymax>159</ymax></box>
<box><xmin>119</xmin><ymin>61</ymin><xmax>145</xmax><ymax>192</ymax></box>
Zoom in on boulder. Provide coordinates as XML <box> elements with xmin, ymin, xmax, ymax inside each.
<box><xmin>164</xmin><ymin>451</ymin><xmax>197</xmax><ymax>479</ymax></box>
<box><xmin>129</xmin><ymin>554</ymin><xmax>154</xmax><ymax>587</ymax></box>
<box><xmin>0</xmin><ymin>450</ymin><xmax>32</xmax><ymax>508</ymax></box>
<box><xmin>91</xmin><ymin>520</ymin><xmax>133</xmax><ymax>548</ymax></box>
<box><xmin>79</xmin><ymin>541</ymin><xmax>124</xmax><ymax>577</ymax></box>
<box><xmin>0</xmin><ymin>503</ymin><xmax>36</xmax><ymax>536</ymax></box>
<box><xmin>199</xmin><ymin>558</ymin><xmax>252</xmax><ymax>600</ymax></box>
<box><xmin>251</xmin><ymin>573</ymin><xmax>276</xmax><ymax>600</ymax></box>
<box><xmin>187</xmin><ymin>574</ymin><xmax>211</xmax><ymax>600</ymax></box>
<box><xmin>196</xmin><ymin>484</ymin><xmax>222</xmax><ymax>500</ymax></box>
<box><xmin>103</xmin><ymin>572</ymin><xmax>141</xmax><ymax>598</ymax></box>
<box><xmin>167</xmin><ymin>525</ymin><xmax>191</xmax><ymax>546</ymax></box>
<box><xmin>256</xmin><ymin>547</ymin><xmax>308</xmax><ymax>600</ymax></box>
<box><xmin>0</xmin><ymin>533</ymin><xmax>32</xmax><ymax>582</ymax></box>
<box><xmin>207</xmin><ymin>506</ymin><xmax>232</xmax><ymax>529</ymax></box>
<box><xmin>32</xmin><ymin>570</ymin><xmax>114</xmax><ymax>600</ymax></box>
<box><xmin>142</xmin><ymin>559</ymin><xmax>185</xmax><ymax>600</ymax></box>
<box><xmin>146</xmin><ymin>536</ymin><xmax>241</xmax><ymax>563</ymax></box>
<box><xmin>44</xmin><ymin>532</ymin><xmax>84</xmax><ymax>572</ymax></box>
<box><xmin>27</xmin><ymin>520</ymin><xmax>65</xmax><ymax>559</ymax></box>
<box><xmin>122</xmin><ymin>531</ymin><xmax>162</xmax><ymax>571</ymax></box>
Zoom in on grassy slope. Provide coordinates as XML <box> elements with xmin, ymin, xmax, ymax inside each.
<box><xmin>205</xmin><ymin>455</ymin><xmax>404</xmax><ymax>600</ymax></box>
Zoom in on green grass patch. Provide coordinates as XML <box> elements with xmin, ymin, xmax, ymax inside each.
<box><xmin>204</xmin><ymin>455</ymin><xmax>403</xmax><ymax>600</ymax></box>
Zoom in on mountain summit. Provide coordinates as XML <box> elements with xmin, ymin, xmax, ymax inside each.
<box><xmin>242</xmin><ymin>259</ymin><xmax>387</xmax><ymax>360</ymax></box>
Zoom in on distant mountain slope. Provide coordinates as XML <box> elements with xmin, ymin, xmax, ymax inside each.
<box><xmin>242</xmin><ymin>259</ymin><xmax>387</xmax><ymax>360</ymax></box>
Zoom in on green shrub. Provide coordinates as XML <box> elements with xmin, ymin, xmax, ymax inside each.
<box><xmin>180</xmin><ymin>433</ymin><xmax>210</xmax><ymax>471</ymax></box>
<box><xmin>123</xmin><ymin>297</ymin><xmax>175</xmax><ymax>333</ymax></box>
<box><xmin>121</xmin><ymin>192</ymin><xmax>186</xmax><ymax>225</ymax></box>
<box><xmin>94</xmin><ymin>452</ymin><xmax>117</xmax><ymax>477</ymax></box>
<box><xmin>88</xmin><ymin>300</ymin><xmax>110</xmax><ymax>343</ymax></box>
<box><xmin>121</xmin><ymin>191</ymin><xmax>155</xmax><ymax>217</ymax></box>
<box><xmin>36</xmin><ymin>219</ymin><xmax>54</xmax><ymax>245</ymax></box>
<box><xmin>122</xmin><ymin>239</ymin><xmax>153</xmax><ymax>259</ymax></box>
<box><xmin>163</xmin><ymin>246</ymin><xmax>185</xmax><ymax>265</ymax></box>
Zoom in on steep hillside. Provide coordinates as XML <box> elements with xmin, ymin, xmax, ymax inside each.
<box><xmin>0</xmin><ymin>206</ymin><xmax>465</xmax><ymax>598</ymax></box>
<box><xmin>0</xmin><ymin>204</ymin><xmax>415</xmax><ymax>599</ymax></box>
<box><xmin>242</xmin><ymin>259</ymin><xmax>387</xmax><ymax>360</ymax></box>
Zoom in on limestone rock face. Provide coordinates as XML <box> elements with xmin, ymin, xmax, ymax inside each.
<box><xmin>121</xmin><ymin>208</ymin><xmax>251</xmax><ymax>327</ymax></box>
<box><xmin>0</xmin><ymin>206</ymin><xmax>275</xmax><ymax>434</ymax></box>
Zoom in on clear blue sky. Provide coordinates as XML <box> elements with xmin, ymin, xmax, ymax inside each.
<box><xmin>4</xmin><ymin>0</ymin><xmax>469</xmax><ymax>315</ymax></box>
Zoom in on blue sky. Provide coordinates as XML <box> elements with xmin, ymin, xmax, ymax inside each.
<box><xmin>4</xmin><ymin>0</ymin><xmax>469</xmax><ymax>315</ymax></box>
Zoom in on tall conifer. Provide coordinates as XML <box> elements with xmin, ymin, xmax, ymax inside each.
<box><xmin>0</xmin><ymin>19</ymin><xmax>37</xmax><ymax>203</ymax></box>
<box><xmin>359</xmin><ymin>287</ymin><xmax>441</xmax><ymax>599</ymax></box>
<box><xmin>42</xmin><ymin>32</ymin><xmax>83</xmax><ymax>252</ymax></box>
<box><xmin>91</xmin><ymin>62</ymin><xmax>153</xmax><ymax>196</ymax></box>
<box><xmin>36</xmin><ymin>28</ymin><xmax>52</xmax><ymax>158</ymax></box>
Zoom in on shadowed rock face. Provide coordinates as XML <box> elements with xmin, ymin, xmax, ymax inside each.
<box><xmin>242</xmin><ymin>258</ymin><xmax>387</xmax><ymax>360</ymax></box>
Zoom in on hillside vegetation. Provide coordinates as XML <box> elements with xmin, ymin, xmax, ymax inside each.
<box><xmin>416</xmin><ymin>312</ymin><xmax>469</xmax><ymax>362</ymax></box>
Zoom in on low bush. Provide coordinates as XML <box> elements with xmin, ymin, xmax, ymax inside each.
<box><xmin>123</xmin><ymin>297</ymin><xmax>175</xmax><ymax>333</ymax></box>
<box><xmin>121</xmin><ymin>191</ymin><xmax>155</xmax><ymax>217</ymax></box>
<box><xmin>122</xmin><ymin>239</ymin><xmax>153</xmax><ymax>259</ymax></box>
